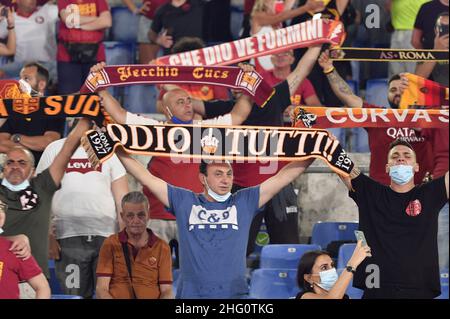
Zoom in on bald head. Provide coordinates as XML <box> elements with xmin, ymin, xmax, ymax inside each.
<box><xmin>162</xmin><ymin>88</ymin><xmax>194</xmax><ymax>123</ymax></box>
<box><xmin>6</xmin><ymin>146</ymin><xmax>35</xmax><ymax>168</ymax></box>
<box><xmin>3</xmin><ymin>146</ymin><xmax>35</xmax><ymax>185</ymax></box>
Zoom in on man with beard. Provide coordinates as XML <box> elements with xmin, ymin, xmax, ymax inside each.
<box><xmin>317</xmin><ymin>50</ymin><xmax>433</xmax><ymax>186</ymax></box>
<box><xmin>0</xmin><ymin>63</ymin><xmax>65</xmax><ymax>163</ymax></box>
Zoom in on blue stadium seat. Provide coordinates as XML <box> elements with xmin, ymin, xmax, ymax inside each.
<box><xmin>48</xmin><ymin>259</ymin><xmax>63</xmax><ymax>295</ymax></box>
<box><xmin>337</xmin><ymin>268</ymin><xmax>364</xmax><ymax>299</ymax></box>
<box><xmin>311</xmin><ymin>222</ymin><xmax>359</xmax><ymax>250</ymax></box>
<box><xmin>230</xmin><ymin>5</ymin><xmax>244</xmax><ymax>40</ymax></box>
<box><xmin>436</xmin><ymin>270</ymin><xmax>449</xmax><ymax>299</ymax></box>
<box><xmin>172</xmin><ymin>268</ymin><xmax>180</xmax><ymax>295</ymax></box>
<box><xmin>110</xmin><ymin>6</ymin><xmax>139</xmax><ymax>43</ymax></box>
<box><xmin>337</xmin><ymin>243</ymin><xmax>357</xmax><ymax>269</ymax></box>
<box><xmin>348</xmin><ymin>127</ymin><xmax>370</xmax><ymax>153</ymax></box>
<box><xmin>51</xmin><ymin>294</ymin><xmax>83</xmax><ymax>299</ymax></box>
<box><xmin>260</xmin><ymin>244</ymin><xmax>321</xmax><ymax>269</ymax></box>
<box><xmin>365</xmin><ymin>78</ymin><xmax>389</xmax><ymax>108</ymax></box>
<box><xmin>123</xmin><ymin>85</ymin><xmax>158</xmax><ymax>114</ymax></box>
<box><xmin>104</xmin><ymin>41</ymin><xmax>135</xmax><ymax>65</ymax></box>
<box><xmin>249</xmin><ymin>269</ymin><xmax>298</xmax><ymax>299</ymax></box>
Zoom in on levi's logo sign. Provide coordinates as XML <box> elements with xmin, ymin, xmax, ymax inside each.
<box><xmin>66</xmin><ymin>159</ymin><xmax>102</xmax><ymax>174</ymax></box>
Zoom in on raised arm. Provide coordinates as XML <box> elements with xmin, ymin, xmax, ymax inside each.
<box><xmin>336</xmin><ymin>0</ymin><xmax>349</xmax><ymax>15</ymax></box>
<box><xmin>229</xmin><ymin>94</ymin><xmax>253</xmax><ymax>125</ymax></box>
<box><xmin>89</xmin><ymin>62</ymin><xmax>128</xmax><ymax>124</ymax></box>
<box><xmin>415</xmin><ymin>33</ymin><xmax>449</xmax><ymax>79</ymax></box>
<box><xmin>0</xmin><ymin>7</ymin><xmax>16</xmax><ymax>56</ymax></box>
<box><xmin>252</xmin><ymin>0</ymin><xmax>325</xmax><ymax>28</ymax></box>
<box><xmin>116</xmin><ymin>151</ymin><xmax>169</xmax><ymax>208</ymax></box>
<box><xmin>49</xmin><ymin>118</ymin><xmax>92</xmax><ymax>187</ymax></box>
<box><xmin>259</xmin><ymin>159</ymin><xmax>314</xmax><ymax>208</ymax></box>
<box><xmin>286</xmin><ymin>45</ymin><xmax>322</xmax><ymax>97</ymax></box>
<box><xmin>318</xmin><ymin>50</ymin><xmax>363</xmax><ymax>107</ymax></box>
<box><xmin>302</xmin><ymin>240</ymin><xmax>371</xmax><ymax>299</ymax></box>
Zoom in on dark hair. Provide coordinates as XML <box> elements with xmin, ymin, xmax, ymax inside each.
<box><xmin>388</xmin><ymin>138</ymin><xmax>414</xmax><ymax>152</ymax></box>
<box><xmin>171</xmin><ymin>37</ymin><xmax>205</xmax><ymax>54</ymax></box>
<box><xmin>388</xmin><ymin>74</ymin><xmax>401</xmax><ymax>85</ymax></box>
<box><xmin>23</xmin><ymin>62</ymin><xmax>49</xmax><ymax>84</ymax></box>
<box><xmin>199</xmin><ymin>160</ymin><xmax>209</xmax><ymax>175</ymax></box>
<box><xmin>437</xmin><ymin>12</ymin><xmax>449</xmax><ymax>21</ymax></box>
<box><xmin>297</xmin><ymin>250</ymin><xmax>331</xmax><ymax>292</ymax></box>
<box><xmin>199</xmin><ymin>160</ymin><xmax>232</xmax><ymax>176</ymax></box>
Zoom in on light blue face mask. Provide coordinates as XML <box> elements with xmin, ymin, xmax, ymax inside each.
<box><xmin>204</xmin><ymin>178</ymin><xmax>231</xmax><ymax>202</ymax></box>
<box><xmin>317</xmin><ymin>268</ymin><xmax>339</xmax><ymax>291</ymax></box>
<box><xmin>1</xmin><ymin>178</ymin><xmax>30</xmax><ymax>192</ymax></box>
<box><xmin>389</xmin><ymin>165</ymin><xmax>414</xmax><ymax>185</ymax></box>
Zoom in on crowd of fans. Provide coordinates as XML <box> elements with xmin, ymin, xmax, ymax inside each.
<box><xmin>0</xmin><ymin>0</ymin><xmax>448</xmax><ymax>300</ymax></box>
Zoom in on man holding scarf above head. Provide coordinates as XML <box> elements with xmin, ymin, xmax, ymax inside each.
<box><xmin>339</xmin><ymin>139</ymin><xmax>449</xmax><ymax>299</ymax></box>
<box><xmin>194</xmin><ymin>44</ymin><xmax>323</xmax><ymax>256</ymax></box>
<box><xmin>90</xmin><ymin>61</ymin><xmax>254</xmax><ymax>266</ymax></box>
<box><xmin>114</xmin><ymin>153</ymin><xmax>315</xmax><ymax>298</ymax></box>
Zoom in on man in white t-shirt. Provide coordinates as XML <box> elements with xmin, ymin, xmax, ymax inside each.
<box><xmin>36</xmin><ymin>120</ymin><xmax>129</xmax><ymax>298</ymax></box>
<box><xmin>0</xmin><ymin>0</ymin><xmax>58</xmax><ymax>82</ymax></box>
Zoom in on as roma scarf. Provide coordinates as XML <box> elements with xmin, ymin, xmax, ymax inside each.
<box><xmin>330</xmin><ymin>48</ymin><xmax>449</xmax><ymax>62</ymax></box>
<box><xmin>154</xmin><ymin>19</ymin><xmax>345</xmax><ymax>66</ymax></box>
<box><xmin>0</xmin><ymin>94</ymin><xmax>101</xmax><ymax>119</ymax></box>
<box><xmin>79</xmin><ymin>65</ymin><xmax>274</xmax><ymax>107</ymax></box>
<box><xmin>293</xmin><ymin>106</ymin><xmax>448</xmax><ymax>129</ymax></box>
<box><xmin>400</xmin><ymin>73</ymin><xmax>449</xmax><ymax>109</ymax></box>
<box><xmin>81</xmin><ymin>124</ymin><xmax>354</xmax><ymax>177</ymax></box>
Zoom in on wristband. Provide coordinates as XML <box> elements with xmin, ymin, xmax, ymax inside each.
<box><xmin>7</xmin><ymin>25</ymin><xmax>14</xmax><ymax>30</ymax></box>
<box><xmin>323</xmin><ymin>66</ymin><xmax>335</xmax><ymax>74</ymax></box>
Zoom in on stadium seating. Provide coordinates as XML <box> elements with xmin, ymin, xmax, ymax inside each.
<box><xmin>172</xmin><ymin>268</ymin><xmax>180</xmax><ymax>295</ymax></box>
<box><xmin>436</xmin><ymin>270</ymin><xmax>449</xmax><ymax>299</ymax></box>
<box><xmin>249</xmin><ymin>268</ymin><xmax>298</xmax><ymax>299</ymax></box>
<box><xmin>122</xmin><ymin>85</ymin><xmax>158</xmax><ymax>114</ymax></box>
<box><xmin>230</xmin><ymin>5</ymin><xmax>244</xmax><ymax>40</ymax></box>
<box><xmin>260</xmin><ymin>244</ymin><xmax>321</xmax><ymax>269</ymax></box>
<box><xmin>51</xmin><ymin>294</ymin><xmax>83</xmax><ymax>299</ymax></box>
<box><xmin>104</xmin><ymin>41</ymin><xmax>136</xmax><ymax>65</ymax></box>
<box><xmin>337</xmin><ymin>243</ymin><xmax>357</xmax><ymax>269</ymax></box>
<box><xmin>311</xmin><ymin>222</ymin><xmax>359</xmax><ymax>250</ymax></box>
<box><xmin>110</xmin><ymin>6</ymin><xmax>139</xmax><ymax>43</ymax></box>
<box><xmin>365</xmin><ymin>78</ymin><xmax>389</xmax><ymax>108</ymax></box>
<box><xmin>348</xmin><ymin>127</ymin><xmax>370</xmax><ymax>153</ymax></box>
<box><xmin>48</xmin><ymin>259</ymin><xmax>63</xmax><ymax>295</ymax></box>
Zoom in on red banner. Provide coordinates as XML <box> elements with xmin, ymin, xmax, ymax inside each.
<box><xmin>80</xmin><ymin>65</ymin><xmax>275</xmax><ymax>107</ymax></box>
<box><xmin>154</xmin><ymin>19</ymin><xmax>345</xmax><ymax>66</ymax></box>
<box><xmin>293</xmin><ymin>106</ymin><xmax>449</xmax><ymax>129</ymax></box>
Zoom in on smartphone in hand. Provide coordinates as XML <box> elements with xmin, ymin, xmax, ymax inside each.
<box><xmin>354</xmin><ymin>230</ymin><xmax>368</xmax><ymax>247</ymax></box>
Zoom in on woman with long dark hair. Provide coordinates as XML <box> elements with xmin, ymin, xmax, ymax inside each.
<box><xmin>296</xmin><ymin>240</ymin><xmax>371</xmax><ymax>299</ymax></box>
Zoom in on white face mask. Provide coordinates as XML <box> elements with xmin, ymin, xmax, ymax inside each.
<box><xmin>18</xmin><ymin>79</ymin><xmax>40</xmax><ymax>96</ymax></box>
<box><xmin>204</xmin><ymin>177</ymin><xmax>231</xmax><ymax>202</ymax></box>
<box><xmin>317</xmin><ymin>268</ymin><xmax>339</xmax><ymax>291</ymax></box>
<box><xmin>1</xmin><ymin>178</ymin><xmax>30</xmax><ymax>192</ymax></box>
